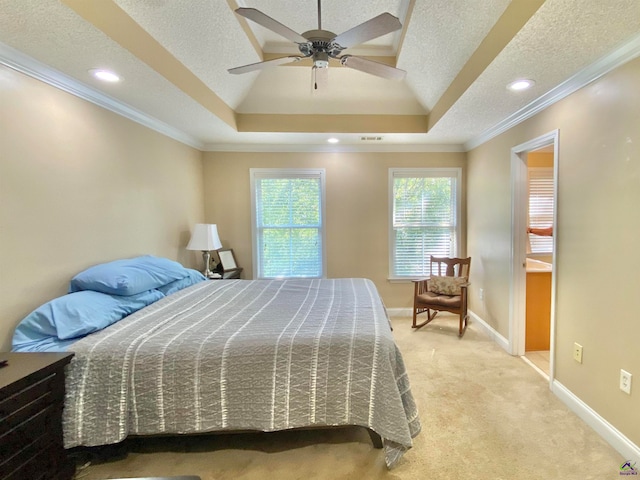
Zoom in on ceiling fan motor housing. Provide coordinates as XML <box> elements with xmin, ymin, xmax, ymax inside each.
<box><xmin>299</xmin><ymin>29</ymin><xmax>344</xmax><ymax>68</ymax></box>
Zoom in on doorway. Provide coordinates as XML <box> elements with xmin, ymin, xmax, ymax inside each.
<box><xmin>510</xmin><ymin>131</ymin><xmax>558</xmax><ymax>384</ymax></box>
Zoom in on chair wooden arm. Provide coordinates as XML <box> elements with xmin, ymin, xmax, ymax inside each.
<box><xmin>411</xmin><ymin>278</ymin><xmax>430</xmax><ymax>283</ymax></box>
<box><xmin>412</xmin><ymin>277</ymin><xmax>430</xmax><ymax>296</ymax></box>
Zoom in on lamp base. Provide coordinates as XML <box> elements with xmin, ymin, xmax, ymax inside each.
<box><xmin>201</xmin><ymin>251</ymin><xmax>213</xmax><ymax>278</ymax></box>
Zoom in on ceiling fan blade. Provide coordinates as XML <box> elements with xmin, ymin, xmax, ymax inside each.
<box><xmin>340</xmin><ymin>55</ymin><xmax>406</xmax><ymax>80</ymax></box>
<box><xmin>332</xmin><ymin>13</ymin><xmax>402</xmax><ymax>49</ymax></box>
<box><xmin>228</xmin><ymin>56</ymin><xmax>302</xmax><ymax>75</ymax></box>
<box><xmin>235</xmin><ymin>8</ymin><xmax>308</xmax><ymax>44</ymax></box>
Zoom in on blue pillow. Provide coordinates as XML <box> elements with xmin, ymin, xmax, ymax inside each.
<box><xmin>69</xmin><ymin>255</ymin><xmax>190</xmax><ymax>296</ymax></box>
<box><xmin>156</xmin><ymin>269</ymin><xmax>207</xmax><ymax>296</ymax></box>
<box><xmin>12</xmin><ymin>289</ymin><xmax>164</xmax><ymax>352</ymax></box>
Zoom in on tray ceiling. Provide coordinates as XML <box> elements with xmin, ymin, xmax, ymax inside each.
<box><xmin>0</xmin><ymin>0</ymin><xmax>639</xmax><ymax>151</ymax></box>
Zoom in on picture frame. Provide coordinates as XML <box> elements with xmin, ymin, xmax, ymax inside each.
<box><xmin>217</xmin><ymin>248</ymin><xmax>238</xmax><ymax>272</ymax></box>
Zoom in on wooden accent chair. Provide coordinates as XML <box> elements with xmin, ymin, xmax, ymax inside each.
<box><xmin>412</xmin><ymin>256</ymin><xmax>471</xmax><ymax>337</ymax></box>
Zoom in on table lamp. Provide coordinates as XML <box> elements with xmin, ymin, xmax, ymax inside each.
<box><xmin>186</xmin><ymin>224</ymin><xmax>222</xmax><ymax>278</ymax></box>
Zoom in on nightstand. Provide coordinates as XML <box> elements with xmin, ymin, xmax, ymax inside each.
<box><xmin>222</xmin><ymin>268</ymin><xmax>242</xmax><ymax>279</ymax></box>
<box><xmin>0</xmin><ymin>352</ymin><xmax>75</xmax><ymax>480</ymax></box>
<box><xmin>208</xmin><ymin>268</ymin><xmax>243</xmax><ymax>279</ymax></box>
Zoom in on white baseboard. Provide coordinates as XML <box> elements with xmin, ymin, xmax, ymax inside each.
<box><xmin>387</xmin><ymin>308</ymin><xmax>468</xmax><ymax>319</ymax></box>
<box><xmin>386</xmin><ymin>308</ymin><xmax>412</xmax><ymax>317</ymax></box>
<box><xmin>468</xmin><ymin>310</ymin><xmax>511</xmax><ymax>353</ymax></box>
<box><xmin>552</xmin><ymin>380</ymin><xmax>640</xmax><ymax>465</ymax></box>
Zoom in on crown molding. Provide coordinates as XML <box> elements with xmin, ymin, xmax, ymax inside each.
<box><xmin>0</xmin><ymin>41</ymin><xmax>204</xmax><ymax>150</ymax></box>
<box><xmin>7</xmin><ymin>28</ymin><xmax>637</xmax><ymax>156</ymax></box>
<box><xmin>1</xmin><ymin>40</ymin><xmax>460</xmax><ymax>154</ymax></box>
<box><xmin>465</xmin><ymin>32</ymin><xmax>640</xmax><ymax>151</ymax></box>
<box><xmin>203</xmin><ymin>142</ymin><xmax>465</xmax><ymax>153</ymax></box>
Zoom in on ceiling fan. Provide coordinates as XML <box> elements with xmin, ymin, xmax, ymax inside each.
<box><xmin>228</xmin><ymin>0</ymin><xmax>406</xmax><ymax>89</ymax></box>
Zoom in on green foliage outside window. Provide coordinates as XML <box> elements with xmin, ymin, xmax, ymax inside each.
<box><xmin>257</xmin><ymin>177</ymin><xmax>322</xmax><ymax>278</ymax></box>
<box><xmin>393</xmin><ymin>176</ymin><xmax>457</xmax><ymax>276</ymax></box>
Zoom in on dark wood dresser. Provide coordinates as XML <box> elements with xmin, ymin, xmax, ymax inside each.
<box><xmin>0</xmin><ymin>352</ymin><xmax>75</xmax><ymax>480</ymax></box>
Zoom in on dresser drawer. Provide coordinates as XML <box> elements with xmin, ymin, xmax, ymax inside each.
<box><xmin>0</xmin><ymin>403</ymin><xmax>63</xmax><ymax>477</ymax></box>
<box><xmin>0</xmin><ymin>352</ymin><xmax>74</xmax><ymax>480</ymax></box>
<box><xmin>0</xmin><ymin>372</ymin><xmax>60</xmax><ymax>437</ymax></box>
<box><xmin>3</xmin><ymin>440</ymin><xmax>71</xmax><ymax>480</ymax></box>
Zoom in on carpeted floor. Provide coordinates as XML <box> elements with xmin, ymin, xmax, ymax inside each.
<box><xmin>73</xmin><ymin>316</ymin><xmax>623</xmax><ymax>480</ymax></box>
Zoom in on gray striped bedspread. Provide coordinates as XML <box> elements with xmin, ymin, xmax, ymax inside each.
<box><xmin>63</xmin><ymin>278</ymin><xmax>421</xmax><ymax>467</ymax></box>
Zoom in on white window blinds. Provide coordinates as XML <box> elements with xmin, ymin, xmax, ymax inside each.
<box><xmin>390</xmin><ymin>169</ymin><xmax>461</xmax><ymax>277</ymax></box>
<box><xmin>251</xmin><ymin>169</ymin><xmax>325</xmax><ymax>279</ymax></box>
<box><xmin>528</xmin><ymin>167</ymin><xmax>554</xmax><ymax>254</ymax></box>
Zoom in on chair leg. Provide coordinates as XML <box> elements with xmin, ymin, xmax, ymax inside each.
<box><xmin>412</xmin><ymin>308</ymin><xmax>425</xmax><ymax>328</ymax></box>
<box><xmin>458</xmin><ymin>313</ymin><xmax>468</xmax><ymax>337</ymax></box>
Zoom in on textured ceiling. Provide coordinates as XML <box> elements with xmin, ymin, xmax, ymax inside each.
<box><xmin>0</xmin><ymin>0</ymin><xmax>639</xmax><ymax>151</ymax></box>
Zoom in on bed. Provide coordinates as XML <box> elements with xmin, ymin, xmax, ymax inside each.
<box><xmin>12</xmin><ymin>257</ymin><xmax>421</xmax><ymax>468</ymax></box>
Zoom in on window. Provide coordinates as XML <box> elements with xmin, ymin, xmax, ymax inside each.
<box><xmin>251</xmin><ymin>169</ymin><xmax>326</xmax><ymax>279</ymax></box>
<box><xmin>389</xmin><ymin>168</ymin><xmax>461</xmax><ymax>278</ymax></box>
<box><xmin>528</xmin><ymin>167</ymin><xmax>554</xmax><ymax>254</ymax></box>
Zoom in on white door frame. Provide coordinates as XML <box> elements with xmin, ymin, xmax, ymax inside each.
<box><xmin>509</xmin><ymin>130</ymin><xmax>559</xmax><ymax>385</ymax></box>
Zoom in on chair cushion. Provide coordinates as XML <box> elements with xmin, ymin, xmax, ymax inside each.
<box><xmin>417</xmin><ymin>291</ymin><xmax>462</xmax><ymax>308</ymax></box>
<box><xmin>428</xmin><ymin>275</ymin><xmax>468</xmax><ymax>295</ymax></box>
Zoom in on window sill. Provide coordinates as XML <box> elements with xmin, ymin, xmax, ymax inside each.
<box><xmin>387</xmin><ymin>277</ymin><xmax>421</xmax><ymax>284</ymax></box>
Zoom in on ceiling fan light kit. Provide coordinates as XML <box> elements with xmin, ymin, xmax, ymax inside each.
<box><xmin>229</xmin><ymin>0</ymin><xmax>406</xmax><ymax>87</ymax></box>
<box><xmin>312</xmin><ymin>50</ymin><xmax>330</xmax><ymax>69</ymax></box>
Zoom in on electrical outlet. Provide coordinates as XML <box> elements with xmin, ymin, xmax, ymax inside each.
<box><xmin>620</xmin><ymin>369</ymin><xmax>632</xmax><ymax>395</ymax></box>
<box><xmin>573</xmin><ymin>343</ymin><xmax>583</xmax><ymax>363</ymax></box>
<box><xmin>479</xmin><ymin>288</ymin><xmax>484</xmax><ymax>300</ymax></box>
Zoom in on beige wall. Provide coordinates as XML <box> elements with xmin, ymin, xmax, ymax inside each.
<box><xmin>0</xmin><ymin>65</ymin><xmax>205</xmax><ymax>351</ymax></box>
<box><xmin>467</xmin><ymin>58</ymin><xmax>640</xmax><ymax>445</ymax></box>
<box><xmin>202</xmin><ymin>151</ymin><xmax>466</xmax><ymax>308</ymax></box>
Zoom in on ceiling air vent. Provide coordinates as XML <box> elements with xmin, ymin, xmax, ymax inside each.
<box><xmin>360</xmin><ymin>136</ymin><xmax>383</xmax><ymax>141</ymax></box>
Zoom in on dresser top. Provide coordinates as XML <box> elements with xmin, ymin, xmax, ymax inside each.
<box><xmin>0</xmin><ymin>352</ymin><xmax>73</xmax><ymax>390</ymax></box>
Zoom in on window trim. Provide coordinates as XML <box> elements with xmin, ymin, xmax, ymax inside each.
<box><xmin>388</xmin><ymin>168</ymin><xmax>462</xmax><ymax>280</ymax></box>
<box><xmin>250</xmin><ymin>168</ymin><xmax>327</xmax><ymax>279</ymax></box>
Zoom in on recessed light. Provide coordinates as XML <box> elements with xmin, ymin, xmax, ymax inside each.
<box><xmin>327</xmin><ymin>138</ymin><xmax>339</xmax><ymax>144</ymax></box>
<box><xmin>89</xmin><ymin>69</ymin><xmax>121</xmax><ymax>83</ymax></box>
<box><xmin>507</xmin><ymin>79</ymin><xmax>535</xmax><ymax>91</ymax></box>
